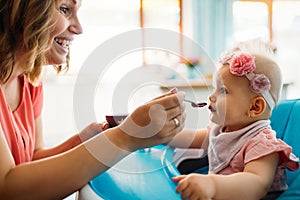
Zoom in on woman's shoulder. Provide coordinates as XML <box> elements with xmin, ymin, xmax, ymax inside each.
<box><xmin>22</xmin><ymin>75</ymin><xmax>43</xmax><ymax>99</ymax></box>
<box><xmin>22</xmin><ymin>75</ymin><xmax>43</xmax><ymax>118</ymax></box>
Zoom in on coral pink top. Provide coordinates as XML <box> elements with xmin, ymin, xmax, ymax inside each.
<box><xmin>0</xmin><ymin>75</ymin><xmax>43</xmax><ymax>165</ymax></box>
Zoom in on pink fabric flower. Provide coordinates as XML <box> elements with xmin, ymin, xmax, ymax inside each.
<box><xmin>218</xmin><ymin>50</ymin><xmax>274</xmax><ymax>107</ymax></box>
<box><xmin>230</xmin><ymin>54</ymin><xmax>256</xmax><ymax>76</ymax></box>
<box><xmin>250</xmin><ymin>74</ymin><xmax>271</xmax><ymax>93</ymax></box>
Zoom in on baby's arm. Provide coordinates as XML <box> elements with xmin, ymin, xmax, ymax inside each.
<box><xmin>168</xmin><ymin>128</ymin><xmax>208</xmax><ymax>149</ymax></box>
<box><xmin>173</xmin><ymin>152</ymin><xmax>279</xmax><ymax>200</ymax></box>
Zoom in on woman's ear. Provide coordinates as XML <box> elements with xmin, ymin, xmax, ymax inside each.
<box><xmin>248</xmin><ymin>97</ymin><xmax>266</xmax><ymax>117</ymax></box>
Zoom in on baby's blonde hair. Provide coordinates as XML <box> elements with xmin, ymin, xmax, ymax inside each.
<box><xmin>232</xmin><ymin>40</ymin><xmax>283</xmax><ymax>108</ymax></box>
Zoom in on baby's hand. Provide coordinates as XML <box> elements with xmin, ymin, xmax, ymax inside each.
<box><xmin>173</xmin><ymin>174</ymin><xmax>216</xmax><ymax>200</ymax></box>
<box><xmin>100</xmin><ymin>121</ymin><xmax>110</xmax><ymax>131</ymax></box>
<box><xmin>78</xmin><ymin>122</ymin><xmax>109</xmax><ymax>142</ymax></box>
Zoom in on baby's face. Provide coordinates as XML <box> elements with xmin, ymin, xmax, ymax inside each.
<box><xmin>208</xmin><ymin>65</ymin><xmax>256</xmax><ymax>132</ymax></box>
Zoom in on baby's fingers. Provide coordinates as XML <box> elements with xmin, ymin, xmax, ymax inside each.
<box><xmin>172</xmin><ymin>175</ymin><xmax>186</xmax><ymax>182</ymax></box>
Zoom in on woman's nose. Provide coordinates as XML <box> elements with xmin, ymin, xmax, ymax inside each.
<box><xmin>69</xmin><ymin>17</ymin><xmax>83</xmax><ymax>35</ymax></box>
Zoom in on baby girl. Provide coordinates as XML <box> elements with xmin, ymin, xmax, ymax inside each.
<box><xmin>171</xmin><ymin>41</ymin><xmax>299</xmax><ymax>200</ymax></box>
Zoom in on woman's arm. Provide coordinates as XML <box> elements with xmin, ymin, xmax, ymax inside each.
<box><xmin>33</xmin><ymin>116</ymin><xmax>108</xmax><ymax>160</ymax></box>
<box><xmin>0</xmin><ymin>90</ymin><xmax>185</xmax><ymax>200</ymax></box>
<box><xmin>0</xmin><ymin>126</ymin><xmax>128</xmax><ymax>200</ymax></box>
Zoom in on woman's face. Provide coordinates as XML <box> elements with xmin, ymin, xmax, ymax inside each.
<box><xmin>47</xmin><ymin>0</ymin><xmax>83</xmax><ymax>65</ymax></box>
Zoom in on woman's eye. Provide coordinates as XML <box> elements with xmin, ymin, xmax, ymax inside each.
<box><xmin>59</xmin><ymin>5</ymin><xmax>72</xmax><ymax>17</ymax></box>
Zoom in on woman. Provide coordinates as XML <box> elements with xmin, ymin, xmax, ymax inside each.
<box><xmin>0</xmin><ymin>0</ymin><xmax>186</xmax><ymax>199</ymax></box>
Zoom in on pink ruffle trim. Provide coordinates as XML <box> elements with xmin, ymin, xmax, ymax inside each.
<box><xmin>243</xmin><ymin>130</ymin><xmax>299</xmax><ymax>171</ymax></box>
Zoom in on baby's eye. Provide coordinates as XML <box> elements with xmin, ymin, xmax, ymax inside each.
<box><xmin>220</xmin><ymin>87</ymin><xmax>228</xmax><ymax>94</ymax></box>
<box><xmin>59</xmin><ymin>5</ymin><xmax>72</xmax><ymax>17</ymax></box>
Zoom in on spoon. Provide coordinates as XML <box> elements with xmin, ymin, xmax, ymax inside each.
<box><xmin>184</xmin><ymin>99</ymin><xmax>207</xmax><ymax>108</ymax></box>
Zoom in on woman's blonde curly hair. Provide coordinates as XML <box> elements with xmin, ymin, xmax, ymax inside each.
<box><xmin>0</xmin><ymin>0</ymin><xmax>69</xmax><ymax>84</ymax></box>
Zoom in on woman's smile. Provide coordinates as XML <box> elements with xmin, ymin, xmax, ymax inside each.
<box><xmin>54</xmin><ymin>37</ymin><xmax>72</xmax><ymax>54</ymax></box>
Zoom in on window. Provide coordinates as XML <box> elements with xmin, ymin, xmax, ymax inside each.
<box><xmin>233</xmin><ymin>1</ymin><xmax>271</xmax><ymax>42</ymax></box>
<box><xmin>68</xmin><ymin>0</ymin><xmax>181</xmax><ymax>77</ymax></box>
<box><xmin>232</xmin><ymin>0</ymin><xmax>300</xmax><ymax>98</ymax></box>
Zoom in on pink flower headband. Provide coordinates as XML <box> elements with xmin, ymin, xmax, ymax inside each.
<box><xmin>220</xmin><ymin>51</ymin><xmax>275</xmax><ymax>109</ymax></box>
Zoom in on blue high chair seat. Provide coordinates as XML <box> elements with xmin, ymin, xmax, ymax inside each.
<box><xmin>270</xmin><ymin>98</ymin><xmax>300</xmax><ymax>199</ymax></box>
<box><xmin>85</xmin><ymin>145</ymin><xmax>182</xmax><ymax>200</ymax></box>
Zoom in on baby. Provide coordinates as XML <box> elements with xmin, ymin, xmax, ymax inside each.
<box><xmin>171</xmin><ymin>41</ymin><xmax>299</xmax><ymax>200</ymax></box>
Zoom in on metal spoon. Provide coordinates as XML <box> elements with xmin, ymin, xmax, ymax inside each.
<box><xmin>184</xmin><ymin>99</ymin><xmax>207</xmax><ymax>108</ymax></box>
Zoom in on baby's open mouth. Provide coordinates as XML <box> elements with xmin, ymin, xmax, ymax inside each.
<box><xmin>209</xmin><ymin>105</ymin><xmax>216</xmax><ymax>112</ymax></box>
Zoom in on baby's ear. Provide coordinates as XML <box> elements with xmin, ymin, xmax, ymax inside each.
<box><xmin>248</xmin><ymin>97</ymin><xmax>266</xmax><ymax>117</ymax></box>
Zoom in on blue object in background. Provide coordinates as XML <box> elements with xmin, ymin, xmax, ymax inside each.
<box><xmin>270</xmin><ymin>99</ymin><xmax>300</xmax><ymax>199</ymax></box>
<box><xmin>89</xmin><ymin>146</ymin><xmax>181</xmax><ymax>200</ymax></box>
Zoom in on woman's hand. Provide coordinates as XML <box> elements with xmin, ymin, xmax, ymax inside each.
<box><xmin>106</xmin><ymin>88</ymin><xmax>186</xmax><ymax>152</ymax></box>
